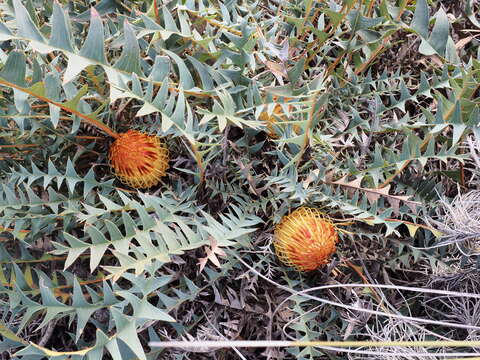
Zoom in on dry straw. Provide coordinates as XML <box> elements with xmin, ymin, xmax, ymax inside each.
<box><xmin>150</xmin><ymin>254</ymin><xmax>480</xmax><ymax>358</ymax></box>
<box><xmin>427</xmin><ymin>190</ymin><xmax>480</xmax><ymax>256</ymax></box>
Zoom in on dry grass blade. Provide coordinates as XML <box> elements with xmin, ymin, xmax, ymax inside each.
<box><xmin>428</xmin><ymin>191</ymin><xmax>480</xmax><ymax>256</ymax></box>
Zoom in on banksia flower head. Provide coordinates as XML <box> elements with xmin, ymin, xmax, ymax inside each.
<box><xmin>259</xmin><ymin>96</ymin><xmax>297</xmax><ymax>137</ymax></box>
<box><xmin>108</xmin><ymin>130</ymin><xmax>169</xmax><ymax>189</ymax></box>
<box><xmin>274</xmin><ymin>207</ymin><xmax>338</xmax><ymax>271</ymax></box>
<box><xmin>259</xmin><ymin>103</ymin><xmax>287</xmax><ymax>137</ymax></box>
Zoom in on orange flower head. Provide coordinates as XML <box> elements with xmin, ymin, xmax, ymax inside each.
<box><xmin>274</xmin><ymin>207</ymin><xmax>338</xmax><ymax>271</ymax></box>
<box><xmin>259</xmin><ymin>96</ymin><xmax>299</xmax><ymax>137</ymax></box>
<box><xmin>108</xmin><ymin>130</ymin><xmax>169</xmax><ymax>189</ymax></box>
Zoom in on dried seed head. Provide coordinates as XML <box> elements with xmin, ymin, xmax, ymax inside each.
<box><xmin>274</xmin><ymin>207</ymin><xmax>338</xmax><ymax>271</ymax></box>
<box><xmin>108</xmin><ymin>130</ymin><xmax>169</xmax><ymax>189</ymax></box>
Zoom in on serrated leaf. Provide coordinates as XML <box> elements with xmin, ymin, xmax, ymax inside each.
<box><xmin>162</xmin><ymin>49</ymin><xmax>195</xmax><ymax>90</ymax></box>
<box><xmin>117</xmin><ymin>292</ymin><xmax>175</xmax><ymax>322</ymax></box>
<box><xmin>13</xmin><ymin>0</ymin><xmax>45</xmax><ymax>44</ymax></box>
<box><xmin>50</xmin><ymin>1</ymin><xmax>74</xmax><ymax>52</ymax></box>
<box><xmin>79</xmin><ymin>8</ymin><xmax>107</xmax><ymax>64</ymax></box>
<box><xmin>111</xmin><ymin>308</ymin><xmax>146</xmax><ymax>360</ymax></box>
<box><xmin>411</xmin><ymin>0</ymin><xmax>429</xmax><ymax>39</ymax></box>
<box><xmin>85</xmin><ymin>226</ymin><xmax>109</xmax><ymax>272</ymax></box>
<box><xmin>0</xmin><ymin>51</ymin><xmax>27</xmax><ymax>87</ymax></box>
<box><xmin>428</xmin><ymin>8</ymin><xmax>449</xmax><ymax>56</ymax></box>
<box><xmin>114</xmin><ymin>20</ymin><xmax>143</xmax><ymax>76</ymax></box>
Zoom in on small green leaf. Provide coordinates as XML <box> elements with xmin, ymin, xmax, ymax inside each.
<box><xmin>117</xmin><ymin>292</ymin><xmax>175</xmax><ymax>322</ymax></box>
<box><xmin>65</xmin><ymin>159</ymin><xmax>80</xmax><ymax>194</ymax></box>
<box><xmin>45</xmin><ymin>72</ymin><xmax>61</xmax><ymax>127</ymax></box>
<box><xmin>61</xmin><ymin>233</ymin><xmax>89</xmax><ymax>270</ymax></box>
<box><xmin>50</xmin><ymin>1</ymin><xmax>74</xmax><ymax>52</ymax></box>
<box><xmin>411</xmin><ymin>0</ymin><xmax>429</xmax><ymax>38</ymax></box>
<box><xmin>0</xmin><ymin>51</ymin><xmax>27</xmax><ymax>87</ymax></box>
<box><xmin>114</xmin><ymin>20</ymin><xmax>143</xmax><ymax>76</ymax></box>
<box><xmin>187</xmin><ymin>55</ymin><xmax>214</xmax><ymax>90</ymax></box>
<box><xmin>79</xmin><ymin>8</ymin><xmax>107</xmax><ymax>64</ymax></box>
<box><xmin>85</xmin><ymin>226</ymin><xmax>109</xmax><ymax>272</ymax></box>
<box><xmin>162</xmin><ymin>49</ymin><xmax>195</xmax><ymax>90</ymax></box>
<box><xmin>428</xmin><ymin>8</ymin><xmax>449</xmax><ymax>56</ymax></box>
<box><xmin>162</xmin><ymin>6</ymin><xmax>179</xmax><ymax>33</ymax></box>
<box><xmin>288</xmin><ymin>57</ymin><xmax>305</xmax><ymax>85</ymax></box>
<box><xmin>149</xmin><ymin>56</ymin><xmax>170</xmax><ymax>82</ymax></box>
<box><xmin>111</xmin><ymin>309</ymin><xmax>146</xmax><ymax>360</ymax></box>
<box><xmin>466</xmin><ymin>0</ymin><xmax>480</xmax><ymax>28</ymax></box>
<box><xmin>13</xmin><ymin>0</ymin><xmax>45</xmax><ymax>43</ymax></box>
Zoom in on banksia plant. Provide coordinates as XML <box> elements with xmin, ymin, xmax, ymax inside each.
<box><xmin>274</xmin><ymin>207</ymin><xmax>339</xmax><ymax>271</ymax></box>
<box><xmin>108</xmin><ymin>130</ymin><xmax>170</xmax><ymax>189</ymax></box>
<box><xmin>1</xmin><ymin>0</ymin><xmax>475</xmax><ymax>358</ymax></box>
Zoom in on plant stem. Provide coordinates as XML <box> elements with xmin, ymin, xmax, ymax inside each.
<box><xmin>0</xmin><ymin>78</ymin><xmax>119</xmax><ymax>139</ymax></box>
<box><xmin>191</xmin><ymin>142</ymin><xmax>205</xmax><ymax>183</ymax></box>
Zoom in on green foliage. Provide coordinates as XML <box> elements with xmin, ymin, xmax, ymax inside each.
<box><xmin>0</xmin><ymin>0</ymin><xmax>479</xmax><ymax>359</ymax></box>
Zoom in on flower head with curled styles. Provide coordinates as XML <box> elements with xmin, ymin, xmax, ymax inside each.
<box><xmin>108</xmin><ymin>130</ymin><xmax>169</xmax><ymax>189</ymax></box>
<box><xmin>274</xmin><ymin>207</ymin><xmax>339</xmax><ymax>271</ymax></box>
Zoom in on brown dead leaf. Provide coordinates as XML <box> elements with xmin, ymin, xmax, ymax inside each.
<box><xmin>303</xmin><ymin>169</ymin><xmax>320</xmax><ymax>189</ymax></box>
<box><xmin>266</xmin><ymin>60</ymin><xmax>288</xmax><ymax>83</ymax></box>
<box><xmin>455</xmin><ymin>36</ymin><xmax>474</xmax><ymax>50</ymax></box>
<box><xmin>198</xmin><ymin>236</ymin><xmax>227</xmax><ymax>272</ymax></box>
<box><xmin>336</xmin><ymin>110</ymin><xmax>351</xmax><ymax>132</ymax></box>
<box><xmin>333</xmin><ymin>176</ymin><xmax>363</xmax><ymax>196</ymax></box>
<box><xmin>324</xmin><ymin>170</ymin><xmax>335</xmax><ymax>183</ymax></box>
<box><xmin>428</xmin><ymin>55</ymin><xmax>443</xmax><ymax>67</ymax></box>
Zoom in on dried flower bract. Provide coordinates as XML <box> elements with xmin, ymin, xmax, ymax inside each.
<box><xmin>108</xmin><ymin>130</ymin><xmax>169</xmax><ymax>189</ymax></box>
<box><xmin>274</xmin><ymin>207</ymin><xmax>338</xmax><ymax>271</ymax></box>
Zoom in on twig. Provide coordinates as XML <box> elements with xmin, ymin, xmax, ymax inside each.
<box><xmin>149</xmin><ymin>339</ymin><xmax>480</xmax><ymax>350</ymax></box>
<box><xmin>38</xmin><ymin>319</ymin><xmax>57</xmax><ymax>347</ymax></box>
<box><xmin>222</xmin><ymin>125</ymin><xmax>230</xmax><ymax>167</ymax></box>
<box><xmin>468</xmin><ymin>135</ymin><xmax>480</xmax><ymax>169</ymax></box>
<box><xmin>234</xmin><ymin>157</ymin><xmax>266</xmax><ymax>196</ymax></box>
